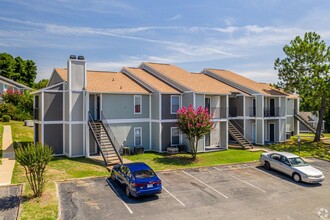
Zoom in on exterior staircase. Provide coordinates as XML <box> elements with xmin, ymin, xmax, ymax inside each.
<box><xmin>228</xmin><ymin>121</ymin><xmax>254</xmax><ymax>149</ymax></box>
<box><xmin>294</xmin><ymin>113</ymin><xmax>324</xmax><ymax>137</ymax></box>
<box><xmin>88</xmin><ymin>120</ymin><xmax>122</xmax><ymax>166</ymax></box>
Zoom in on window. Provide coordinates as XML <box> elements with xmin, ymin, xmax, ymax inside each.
<box><xmin>134</xmin><ymin>95</ymin><xmax>142</xmax><ymax>114</ymax></box>
<box><xmin>134</xmin><ymin>127</ymin><xmax>142</xmax><ymax>146</ymax></box>
<box><xmin>171</xmin><ymin>127</ymin><xmax>181</xmax><ymax>146</ymax></box>
<box><xmin>171</xmin><ymin>95</ymin><xmax>180</xmax><ymax>114</ymax></box>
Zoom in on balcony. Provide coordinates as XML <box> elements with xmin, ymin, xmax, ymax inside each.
<box><xmin>264</xmin><ymin>107</ymin><xmax>280</xmax><ymax>117</ymax></box>
<box><xmin>33</xmin><ymin>108</ymin><xmax>39</xmax><ymax>120</ymax></box>
<box><xmin>209</xmin><ymin>107</ymin><xmax>227</xmax><ymax>119</ymax></box>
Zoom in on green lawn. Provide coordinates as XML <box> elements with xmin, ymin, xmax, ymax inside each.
<box><xmin>12</xmin><ymin>156</ymin><xmax>109</xmax><ymax>220</ymax></box>
<box><xmin>5</xmin><ymin>120</ymin><xmax>109</xmax><ymax>220</ymax></box>
<box><xmin>124</xmin><ymin>149</ymin><xmax>263</xmax><ymax>171</ymax></box>
<box><xmin>264</xmin><ymin>134</ymin><xmax>330</xmax><ymax>160</ymax></box>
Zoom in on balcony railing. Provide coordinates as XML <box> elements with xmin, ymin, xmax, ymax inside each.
<box><xmin>33</xmin><ymin>108</ymin><xmax>39</xmax><ymax>120</ymax></box>
<box><xmin>209</xmin><ymin>107</ymin><xmax>227</xmax><ymax>119</ymax></box>
<box><xmin>248</xmin><ymin>107</ymin><xmax>256</xmax><ymax>117</ymax></box>
<box><xmin>264</xmin><ymin>107</ymin><xmax>280</xmax><ymax>117</ymax></box>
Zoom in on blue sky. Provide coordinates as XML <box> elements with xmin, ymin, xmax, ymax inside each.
<box><xmin>1</xmin><ymin>0</ymin><xmax>330</xmax><ymax>82</ymax></box>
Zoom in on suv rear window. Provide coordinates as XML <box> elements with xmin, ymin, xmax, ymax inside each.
<box><xmin>133</xmin><ymin>170</ymin><xmax>155</xmax><ymax>179</ymax></box>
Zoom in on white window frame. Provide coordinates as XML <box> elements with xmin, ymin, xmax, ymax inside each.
<box><xmin>170</xmin><ymin>127</ymin><xmax>182</xmax><ymax>146</ymax></box>
<box><xmin>134</xmin><ymin>95</ymin><xmax>142</xmax><ymax>114</ymax></box>
<box><xmin>134</xmin><ymin>127</ymin><xmax>142</xmax><ymax>146</ymax></box>
<box><xmin>171</xmin><ymin>95</ymin><xmax>180</xmax><ymax>114</ymax></box>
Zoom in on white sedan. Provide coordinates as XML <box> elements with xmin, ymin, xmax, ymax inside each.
<box><xmin>259</xmin><ymin>152</ymin><xmax>324</xmax><ymax>183</ymax></box>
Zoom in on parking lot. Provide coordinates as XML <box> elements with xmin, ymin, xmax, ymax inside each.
<box><xmin>58</xmin><ymin>158</ymin><xmax>330</xmax><ymax>220</ymax></box>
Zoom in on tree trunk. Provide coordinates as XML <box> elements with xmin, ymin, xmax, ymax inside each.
<box><xmin>314</xmin><ymin>97</ymin><xmax>326</xmax><ymax>142</ymax></box>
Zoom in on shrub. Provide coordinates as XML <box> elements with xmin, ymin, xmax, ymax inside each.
<box><xmin>2</xmin><ymin>115</ymin><xmax>10</xmax><ymax>122</ymax></box>
<box><xmin>0</xmin><ymin>90</ymin><xmax>33</xmax><ymax>120</ymax></box>
<box><xmin>15</xmin><ymin>143</ymin><xmax>53</xmax><ymax>197</ymax></box>
<box><xmin>0</xmin><ymin>103</ymin><xmax>17</xmax><ymax>118</ymax></box>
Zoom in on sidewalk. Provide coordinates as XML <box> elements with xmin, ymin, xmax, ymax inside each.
<box><xmin>0</xmin><ymin>126</ymin><xmax>15</xmax><ymax>186</ymax></box>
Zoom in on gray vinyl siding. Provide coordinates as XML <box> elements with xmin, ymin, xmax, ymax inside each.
<box><xmin>161</xmin><ymin>94</ymin><xmax>177</xmax><ymax>119</ymax></box>
<box><xmin>71</xmin><ymin>124</ymin><xmax>84</xmax><ymax>156</ymax></box>
<box><xmin>286</xmin><ymin>116</ymin><xmax>294</xmax><ymax>132</ymax></box>
<box><xmin>265</xmin><ymin>120</ymin><xmax>279</xmax><ymax>142</ymax></box>
<box><xmin>64</xmin><ymin>91</ymin><xmax>69</xmax><ymax>121</ymax></box>
<box><xmin>195</xmin><ymin>94</ymin><xmax>204</xmax><ymax>108</ymax></box>
<box><xmin>72</xmin><ymin>92</ymin><xmax>84</xmax><ymax>121</ymax></box>
<box><xmin>256</xmin><ymin>95</ymin><xmax>264</xmax><ymax>117</ymax></box>
<box><xmin>109</xmin><ymin>122</ymin><xmax>150</xmax><ymax>151</ymax></box>
<box><xmin>65</xmin><ymin>124</ymin><xmax>69</xmax><ymax>154</ymax></box>
<box><xmin>220</xmin><ymin>122</ymin><xmax>227</xmax><ymax>148</ymax></box>
<box><xmin>70</xmin><ymin>61</ymin><xmax>85</xmax><ymax>90</ymax></box>
<box><xmin>44</xmin><ymin>124</ymin><xmax>63</xmax><ymax>154</ymax></box>
<box><xmin>89</xmin><ymin>130</ymin><xmax>98</xmax><ymax>154</ymax></box>
<box><xmin>279</xmin><ymin>97</ymin><xmax>286</xmax><ymax>117</ymax></box>
<box><xmin>182</xmin><ymin>92</ymin><xmax>193</xmax><ymax>107</ymax></box>
<box><xmin>151</xmin><ymin>122</ymin><xmax>160</xmax><ymax>151</ymax></box>
<box><xmin>245</xmin><ymin>119</ymin><xmax>255</xmax><ymax>142</ymax></box>
<box><xmin>102</xmin><ymin>94</ymin><xmax>149</xmax><ymax>119</ymax></box>
<box><xmin>161</xmin><ymin>122</ymin><xmax>177</xmax><ymax>151</ymax></box>
<box><xmin>280</xmin><ymin>119</ymin><xmax>286</xmax><ymax>142</ymax></box>
<box><xmin>48</xmin><ymin>72</ymin><xmax>64</xmax><ymax>86</ymax></box>
<box><xmin>44</xmin><ymin>92</ymin><xmax>63</xmax><ymax>121</ymax></box>
<box><xmin>211</xmin><ymin>122</ymin><xmax>220</xmax><ymax>146</ymax></box>
<box><xmin>287</xmin><ymin>99</ymin><xmax>295</xmax><ymax>115</ymax></box>
<box><xmin>256</xmin><ymin>119</ymin><xmax>264</xmax><ymax>145</ymax></box>
<box><xmin>151</xmin><ymin>93</ymin><xmax>160</xmax><ymax>119</ymax></box>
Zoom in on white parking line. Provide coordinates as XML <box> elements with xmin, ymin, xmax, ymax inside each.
<box><xmin>106</xmin><ymin>179</ymin><xmax>133</xmax><ymax>214</ymax></box>
<box><xmin>242</xmin><ymin>164</ymin><xmax>300</xmax><ymax>187</ymax></box>
<box><xmin>162</xmin><ymin>186</ymin><xmax>185</xmax><ymax>206</ymax></box>
<box><xmin>181</xmin><ymin>170</ymin><xmax>228</xmax><ymax>199</ymax></box>
<box><xmin>213</xmin><ymin>167</ymin><xmax>266</xmax><ymax>193</ymax></box>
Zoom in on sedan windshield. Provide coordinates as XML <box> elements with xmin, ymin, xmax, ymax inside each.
<box><xmin>133</xmin><ymin>170</ymin><xmax>155</xmax><ymax>179</ymax></box>
<box><xmin>289</xmin><ymin>157</ymin><xmax>308</xmax><ymax>167</ymax></box>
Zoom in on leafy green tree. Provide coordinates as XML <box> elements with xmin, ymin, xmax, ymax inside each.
<box><xmin>0</xmin><ymin>90</ymin><xmax>33</xmax><ymax>120</ymax></box>
<box><xmin>15</xmin><ymin>143</ymin><xmax>53</xmax><ymax>197</ymax></box>
<box><xmin>33</xmin><ymin>79</ymin><xmax>49</xmax><ymax>89</ymax></box>
<box><xmin>177</xmin><ymin>105</ymin><xmax>213</xmax><ymax>159</ymax></box>
<box><xmin>274</xmin><ymin>32</ymin><xmax>330</xmax><ymax>142</ymax></box>
<box><xmin>0</xmin><ymin>53</ymin><xmax>37</xmax><ymax>87</ymax></box>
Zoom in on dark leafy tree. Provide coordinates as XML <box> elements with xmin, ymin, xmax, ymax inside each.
<box><xmin>33</xmin><ymin>79</ymin><xmax>49</xmax><ymax>89</ymax></box>
<box><xmin>274</xmin><ymin>32</ymin><xmax>330</xmax><ymax>142</ymax></box>
<box><xmin>0</xmin><ymin>53</ymin><xmax>37</xmax><ymax>87</ymax></box>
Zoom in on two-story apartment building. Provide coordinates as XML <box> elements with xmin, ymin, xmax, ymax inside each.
<box><xmin>33</xmin><ymin>56</ymin><xmax>300</xmax><ymax>165</ymax></box>
<box><xmin>203</xmin><ymin>69</ymin><xmax>299</xmax><ymax>145</ymax></box>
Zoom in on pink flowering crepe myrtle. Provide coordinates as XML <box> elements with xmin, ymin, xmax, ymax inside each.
<box><xmin>176</xmin><ymin>104</ymin><xmax>214</xmax><ymax>159</ymax></box>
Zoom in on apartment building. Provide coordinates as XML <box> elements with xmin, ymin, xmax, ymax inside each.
<box><xmin>33</xmin><ymin>56</ymin><xmax>300</xmax><ymax>165</ymax></box>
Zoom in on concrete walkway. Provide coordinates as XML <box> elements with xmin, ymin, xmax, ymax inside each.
<box><xmin>0</xmin><ymin>126</ymin><xmax>15</xmax><ymax>186</ymax></box>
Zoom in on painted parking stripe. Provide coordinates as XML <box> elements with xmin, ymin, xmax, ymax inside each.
<box><xmin>242</xmin><ymin>164</ymin><xmax>301</xmax><ymax>187</ymax></box>
<box><xmin>106</xmin><ymin>179</ymin><xmax>133</xmax><ymax>214</ymax></box>
<box><xmin>182</xmin><ymin>170</ymin><xmax>228</xmax><ymax>199</ymax></box>
<box><xmin>213</xmin><ymin>167</ymin><xmax>266</xmax><ymax>193</ymax></box>
<box><xmin>162</xmin><ymin>186</ymin><xmax>185</xmax><ymax>207</ymax></box>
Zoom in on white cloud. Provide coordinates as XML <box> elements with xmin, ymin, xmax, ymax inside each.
<box><xmin>168</xmin><ymin>14</ymin><xmax>182</xmax><ymax>21</ymax></box>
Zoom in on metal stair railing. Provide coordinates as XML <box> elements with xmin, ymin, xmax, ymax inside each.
<box><xmin>88</xmin><ymin>112</ymin><xmax>109</xmax><ymax>165</ymax></box>
<box><xmin>295</xmin><ymin>113</ymin><xmax>324</xmax><ymax>137</ymax></box>
<box><xmin>100</xmin><ymin>111</ymin><xmax>123</xmax><ymax>164</ymax></box>
<box><xmin>228</xmin><ymin>120</ymin><xmax>254</xmax><ymax>149</ymax></box>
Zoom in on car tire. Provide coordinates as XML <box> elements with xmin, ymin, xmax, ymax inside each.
<box><xmin>125</xmin><ymin>186</ymin><xmax>131</xmax><ymax>198</ymax></box>
<box><xmin>264</xmin><ymin>161</ymin><xmax>271</xmax><ymax>170</ymax></box>
<box><xmin>292</xmin><ymin>173</ymin><xmax>301</xmax><ymax>182</ymax></box>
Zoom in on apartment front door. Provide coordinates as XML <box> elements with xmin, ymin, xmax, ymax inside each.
<box><xmin>269</xmin><ymin>124</ymin><xmax>275</xmax><ymax>142</ymax></box>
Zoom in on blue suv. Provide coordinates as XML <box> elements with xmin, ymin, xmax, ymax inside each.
<box><xmin>110</xmin><ymin>162</ymin><xmax>162</xmax><ymax>198</ymax></box>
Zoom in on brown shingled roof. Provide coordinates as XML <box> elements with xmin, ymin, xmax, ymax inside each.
<box><xmin>143</xmin><ymin>62</ymin><xmax>242</xmax><ymax>95</ymax></box>
<box><xmin>123</xmin><ymin>67</ymin><xmax>180</xmax><ymax>94</ymax></box>
<box><xmin>54</xmin><ymin>68</ymin><xmax>150</xmax><ymax>94</ymax></box>
<box><xmin>206</xmin><ymin>69</ymin><xmax>298</xmax><ymax>98</ymax></box>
